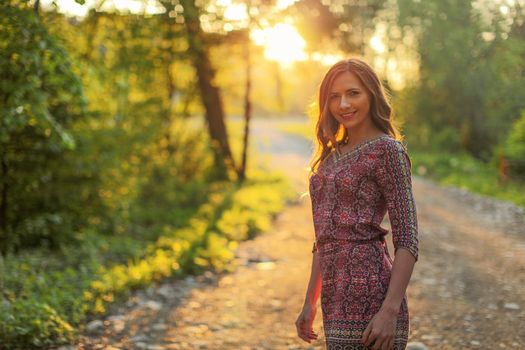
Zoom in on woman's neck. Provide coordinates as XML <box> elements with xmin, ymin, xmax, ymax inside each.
<box><xmin>344</xmin><ymin>126</ymin><xmax>386</xmax><ymax>149</ymax></box>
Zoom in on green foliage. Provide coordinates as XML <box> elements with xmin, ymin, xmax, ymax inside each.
<box><xmin>411</xmin><ymin>151</ymin><xmax>525</xmax><ymax>208</ymax></box>
<box><xmin>216</xmin><ymin>171</ymin><xmax>291</xmax><ymax>240</ymax></box>
<box><xmin>0</xmin><ymin>2</ymin><xmax>215</xmax><ymax>253</ymax></box>
<box><xmin>504</xmin><ymin>110</ymin><xmax>525</xmax><ymax>177</ymax></box>
<box><xmin>0</xmin><ymin>1</ymin><xmax>103</xmax><ymax>252</ymax></box>
<box><xmin>0</xmin><ymin>0</ymin><xmax>301</xmax><ymax>348</ymax></box>
<box><xmin>0</xmin><ymin>170</ymin><xmax>293</xmax><ymax>349</ymax></box>
<box><xmin>0</xmin><ymin>4</ymin><xmax>296</xmax><ymax>346</ymax></box>
<box><xmin>397</xmin><ymin>0</ymin><xmax>525</xmax><ymax>160</ymax></box>
<box><xmin>0</xmin><ymin>298</ymin><xmax>74</xmax><ymax>348</ymax></box>
<box><xmin>0</xmin><ymin>1</ymin><xmax>84</xmax><ymax>146</ymax></box>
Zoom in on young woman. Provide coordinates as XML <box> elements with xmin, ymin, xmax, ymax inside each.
<box><xmin>295</xmin><ymin>58</ymin><xmax>419</xmax><ymax>350</ymax></box>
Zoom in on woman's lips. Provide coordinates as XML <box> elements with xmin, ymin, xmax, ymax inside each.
<box><xmin>341</xmin><ymin>111</ymin><xmax>357</xmax><ymax>119</ymax></box>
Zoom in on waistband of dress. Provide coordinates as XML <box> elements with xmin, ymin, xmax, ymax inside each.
<box><xmin>317</xmin><ymin>236</ymin><xmax>385</xmax><ymax>251</ymax></box>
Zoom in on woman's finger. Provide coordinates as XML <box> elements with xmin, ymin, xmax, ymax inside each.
<box><xmin>381</xmin><ymin>336</ymin><xmax>392</xmax><ymax>350</ymax></box>
<box><xmin>301</xmin><ymin>327</ymin><xmax>316</xmax><ymax>342</ymax></box>
<box><xmin>361</xmin><ymin>322</ymin><xmax>372</xmax><ymax>344</ymax></box>
<box><xmin>297</xmin><ymin>328</ymin><xmax>308</xmax><ymax>342</ymax></box>
<box><xmin>295</xmin><ymin>318</ymin><xmax>306</xmax><ymax>339</ymax></box>
<box><xmin>372</xmin><ymin>336</ymin><xmax>385</xmax><ymax>350</ymax></box>
<box><xmin>296</xmin><ymin>317</ymin><xmax>310</xmax><ymax>343</ymax></box>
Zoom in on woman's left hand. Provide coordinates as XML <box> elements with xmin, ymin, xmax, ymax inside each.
<box><xmin>360</xmin><ymin>306</ymin><xmax>398</xmax><ymax>350</ymax></box>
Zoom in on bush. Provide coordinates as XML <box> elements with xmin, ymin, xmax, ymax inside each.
<box><xmin>504</xmin><ymin>110</ymin><xmax>525</xmax><ymax>179</ymax></box>
<box><xmin>0</xmin><ymin>299</ymin><xmax>74</xmax><ymax>349</ymax></box>
<box><xmin>0</xmin><ymin>169</ymin><xmax>294</xmax><ymax>348</ymax></box>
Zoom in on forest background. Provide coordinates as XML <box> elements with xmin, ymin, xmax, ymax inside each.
<box><xmin>1</xmin><ymin>0</ymin><xmax>524</xmax><ymax>348</ymax></box>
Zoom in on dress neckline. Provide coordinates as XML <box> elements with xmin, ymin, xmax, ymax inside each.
<box><xmin>333</xmin><ymin>134</ymin><xmax>391</xmax><ymax>163</ymax></box>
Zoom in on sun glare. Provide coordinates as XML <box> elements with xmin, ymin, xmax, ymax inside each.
<box><xmin>251</xmin><ymin>23</ymin><xmax>307</xmax><ymax>67</ymax></box>
<box><xmin>311</xmin><ymin>52</ymin><xmax>344</xmax><ymax>66</ymax></box>
<box><xmin>41</xmin><ymin>0</ymin><xmax>164</xmax><ymax>17</ymax></box>
<box><xmin>221</xmin><ymin>0</ymin><xmax>248</xmax><ymax>22</ymax></box>
<box><xmin>276</xmin><ymin>0</ymin><xmax>299</xmax><ymax>10</ymax></box>
<box><xmin>370</xmin><ymin>35</ymin><xmax>386</xmax><ymax>54</ymax></box>
<box><xmin>224</xmin><ymin>3</ymin><xmax>247</xmax><ymax>21</ymax></box>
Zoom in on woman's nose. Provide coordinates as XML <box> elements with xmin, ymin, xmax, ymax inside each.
<box><xmin>340</xmin><ymin>95</ymin><xmax>351</xmax><ymax>109</ymax></box>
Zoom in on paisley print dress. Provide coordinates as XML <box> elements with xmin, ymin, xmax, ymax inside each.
<box><xmin>309</xmin><ymin>135</ymin><xmax>419</xmax><ymax>350</ymax></box>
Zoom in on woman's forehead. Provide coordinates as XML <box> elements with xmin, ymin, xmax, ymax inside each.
<box><xmin>331</xmin><ymin>71</ymin><xmax>363</xmax><ymax>92</ymax></box>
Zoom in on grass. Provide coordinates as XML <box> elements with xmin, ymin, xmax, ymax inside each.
<box><xmin>410</xmin><ymin>151</ymin><xmax>525</xmax><ymax>208</ymax></box>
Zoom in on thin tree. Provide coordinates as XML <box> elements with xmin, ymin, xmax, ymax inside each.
<box><xmin>179</xmin><ymin>0</ymin><xmax>238</xmax><ymax>179</ymax></box>
<box><xmin>239</xmin><ymin>28</ymin><xmax>252</xmax><ymax>182</ymax></box>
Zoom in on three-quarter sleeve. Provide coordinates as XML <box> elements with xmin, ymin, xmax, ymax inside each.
<box><xmin>376</xmin><ymin>140</ymin><xmax>419</xmax><ymax>262</ymax></box>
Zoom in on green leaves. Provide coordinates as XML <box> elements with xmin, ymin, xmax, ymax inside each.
<box><xmin>42</xmin><ymin>110</ymin><xmax>77</xmax><ymax>150</ymax></box>
<box><xmin>0</xmin><ymin>2</ymin><xmax>90</xmax><ymax>252</ymax></box>
<box><xmin>0</xmin><ymin>2</ymin><xmax>85</xmax><ymax>146</ymax></box>
<box><xmin>504</xmin><ymin>110</ymin><xmax>525</xmax><ymax>177</ymax></box>
<box><xmin>397</xmin><ymin>0</ymin><xmax>525</xmax><ymax>161</ymax></box>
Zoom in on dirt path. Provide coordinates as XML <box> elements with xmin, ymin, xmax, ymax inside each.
<box><xmin>77</xmin><ymin>118</ymin><xmax>525</xmax><ymax>350</ymax></box>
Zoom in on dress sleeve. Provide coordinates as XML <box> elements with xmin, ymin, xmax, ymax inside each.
<box><xmin>376</xmin><ymin>140</ymin><xmax>419</xmax><ymax>262</ymax></box>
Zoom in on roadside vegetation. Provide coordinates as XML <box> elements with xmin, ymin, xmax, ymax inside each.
<box><xmin>0</xmin><ymin>119</ymin><xmax>294</xmax><ymax>349</ymax></box>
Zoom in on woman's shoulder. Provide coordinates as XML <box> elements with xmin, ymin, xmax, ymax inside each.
<box><xmin>374</xmin><ymin>136</ymin><xmax>413</xmax><ymax>171</ymax></box>
<box><xmin>376</xmin><ymin>135</ymin><xmax>409</xmax><ymax>154</ymax></box>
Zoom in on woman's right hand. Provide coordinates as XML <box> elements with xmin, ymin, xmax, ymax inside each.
<box><xmin>295</xmin><ymin>304</ymin><xmax>318</xmax><ymax>343</ymax></box>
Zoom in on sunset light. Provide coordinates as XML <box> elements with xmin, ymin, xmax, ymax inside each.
<box><xmin>5</xmin><ymin>0</ymin><xmax>525</xmax><ymax>348</ymax></box>
<box><xmin>251</xmin><ymin>22</ymin><xmax>307</xmax><ymax>67</ymax></box>
<box><xmin>370</xmin><ymin>35</ymin><xmax>386</xmax><ymax>54</ymax></box>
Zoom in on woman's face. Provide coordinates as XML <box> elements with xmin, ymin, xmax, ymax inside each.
<box><xmin>328</xmin><ymin>71</ymin><xmax>371</xmax><ymax>132</ymax></box>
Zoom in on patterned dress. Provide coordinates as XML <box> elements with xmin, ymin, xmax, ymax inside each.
<box><xmin>309</xmin><ymin>135</ymin><xmax>419</xmax><ymax>350</ymax></box>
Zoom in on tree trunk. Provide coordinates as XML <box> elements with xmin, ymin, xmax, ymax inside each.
<box><xmin>239</xmin><ymin>37</ymin><xmax>252</xmax><ymax>182</ymax></box>
<box><xmin>162</xmin><ymin>11</ymin><xmax>177</xmax><ymax>156</ymax></box>
<box><xmin>180</xmin><ymin>0</ymin><xmax>238</xmax><ymax>179</ymax></box>
<box><xmin>0</xmin><ymin>148</ymin><xmax>8</xmax><ymax>255</ymax></box>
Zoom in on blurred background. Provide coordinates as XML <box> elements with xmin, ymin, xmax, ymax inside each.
<box><xmin>1</xmin><ymin>0</ymin><xmax>524</xmax><ymax>348</ymax></box>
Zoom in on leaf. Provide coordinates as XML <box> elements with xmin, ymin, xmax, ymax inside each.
<box><xmin>42</xmin><ymin>110</ymin><xmax>77</xmax><ymax>150</ymax></box>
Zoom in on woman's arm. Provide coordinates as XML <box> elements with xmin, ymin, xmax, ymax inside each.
<box><xmin>295</xmin><ymin>249</ymin><xmax>322</xmax><ymax>343</ymax></box>
<box><xmin>362</xmin><ymin>140</ymin><xmax>419</xmax><ymax>349</ymax></box>
<box><xmin>361</xmin><ymin>248</ymin><xmax>416</xmax><ymax>349</ymax></box>
<box><xmin>381</xmin><ymin>247</ymin><xmax>416</xmax><ymax>313</ymax></box>
<box><xmin>303</xmin><ymin>249</ymin><xmax>322</xmax><ymax>307</ymax></box>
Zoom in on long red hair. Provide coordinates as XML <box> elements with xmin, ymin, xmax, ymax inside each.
<box><xmin>309</xmin><ymin>58</ymin><xmax>401</xmax><ymax>173</ymax></box>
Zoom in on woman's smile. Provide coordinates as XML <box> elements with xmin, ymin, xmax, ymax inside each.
<box><xmin>340</xmin><ymin>110</ymin><xmax>358</xmax><ymax>120</ymax></box>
